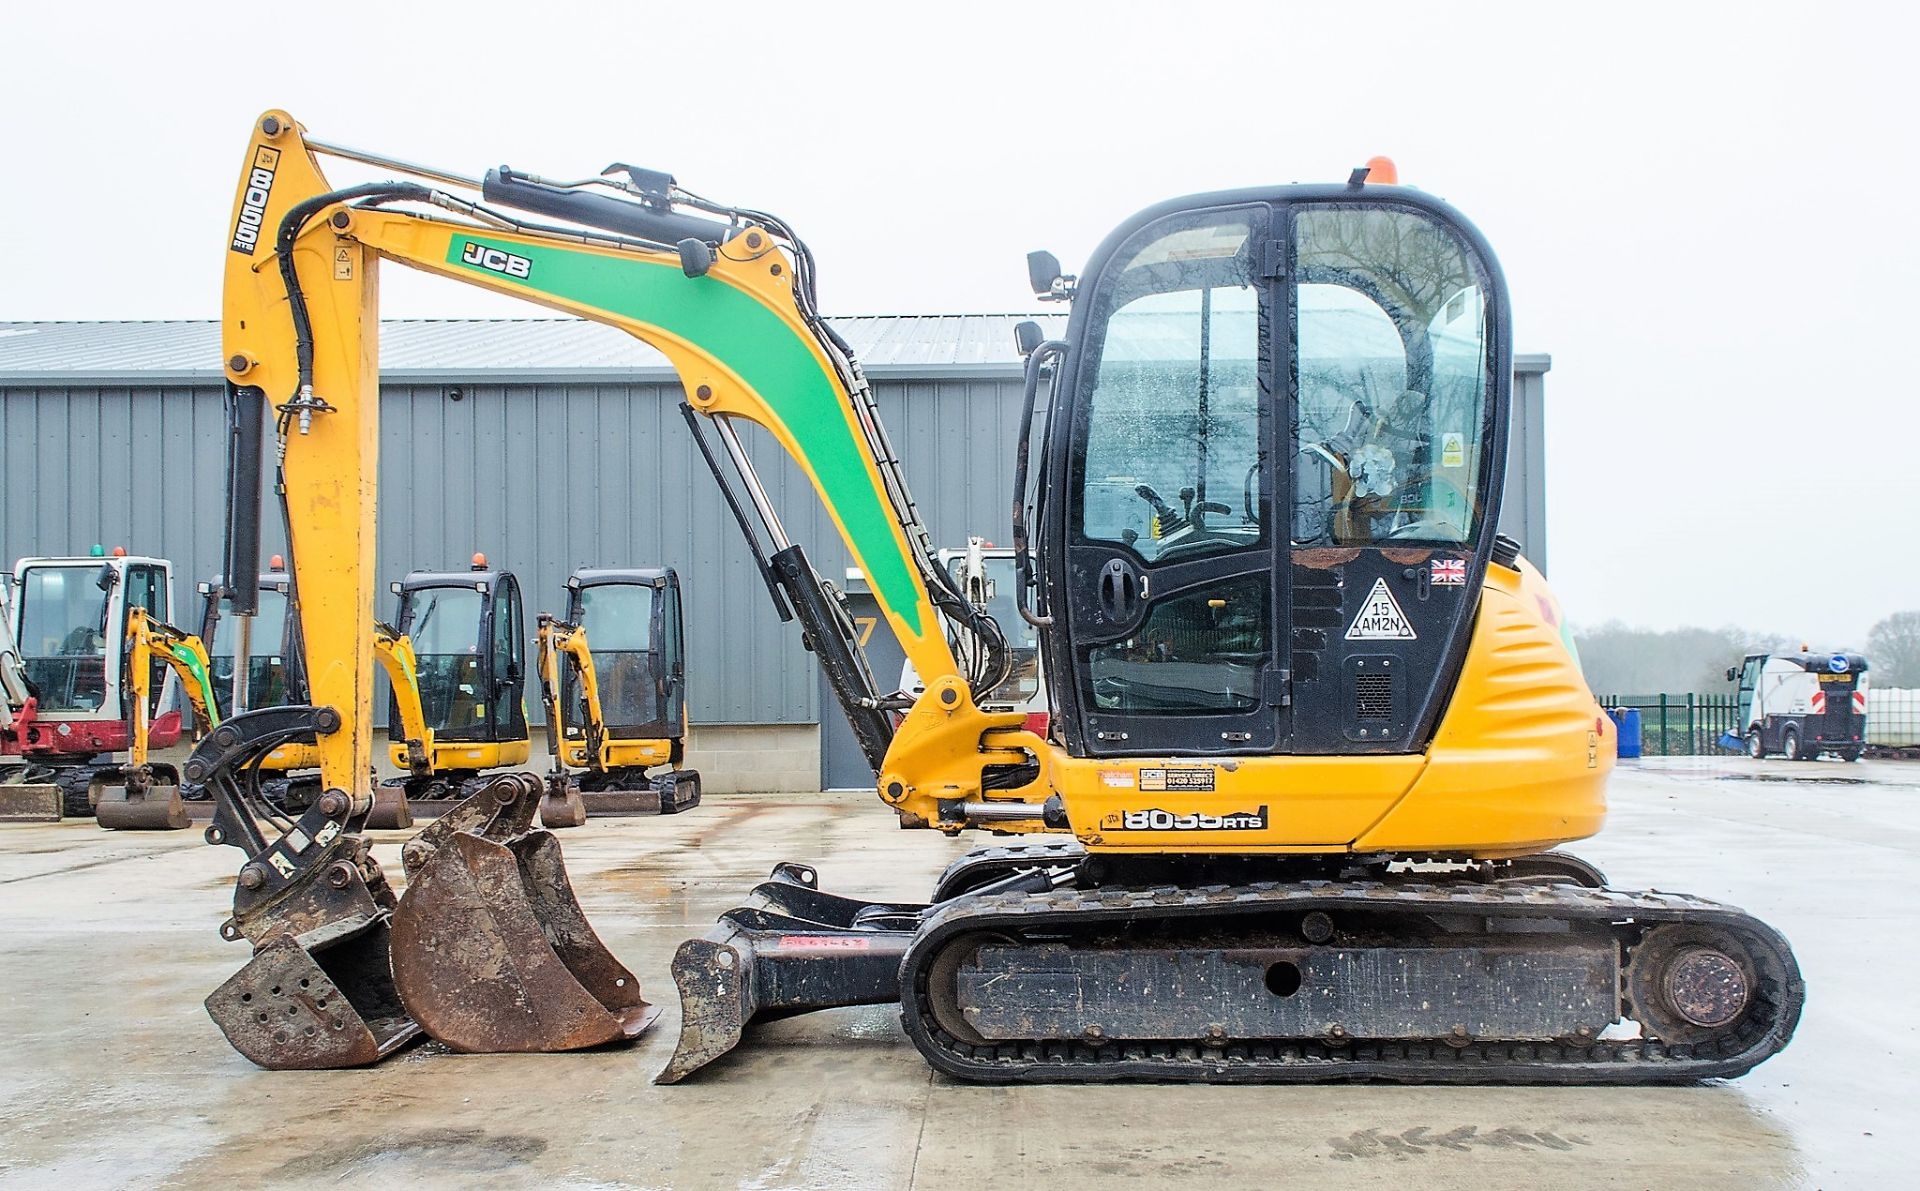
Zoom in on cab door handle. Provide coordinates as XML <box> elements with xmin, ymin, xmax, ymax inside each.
<box><xmin>1096</xmin><ymin>559</ymin><xmax>1140</xmax><ymax>621</ymax></box>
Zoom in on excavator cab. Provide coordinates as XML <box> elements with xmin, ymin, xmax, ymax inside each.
<box><xmin>200</xmin><ymin>560</ymin><xmax>306</xmax><ymax>720</ymax></box>
<box><xmin>1033</xmin><ymin>195</ymin><xmax>1509</xmax><ymax>766</ymax></box>
<box><xmin>5</xmin><ymin>552</ymin><xmax>183</xmax><ymax>817</ymax></box>
<box><xmin>197</xmin><ymin>559</ymin><xmax>320</xmax><ymax>808</ymax></box>
<box><xmin>377</xmin><ymin>560</ymin><xmax>531</xmax><ymax>818</ymax></box>
<box><xmin>535</xmin><ymin>567</ymin><xmax>699</xmax><ymax>826</ymax></box>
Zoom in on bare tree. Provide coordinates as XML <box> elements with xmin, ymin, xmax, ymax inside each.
<box><xmin>1867</xmin><ymin>611</ymin><xmax>1920</xmax><ymax>686</ymax></box>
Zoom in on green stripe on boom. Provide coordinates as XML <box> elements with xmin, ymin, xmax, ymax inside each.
<box><xmin>448</xmin><ymin>238</ymin><xmax>923</xmax><ymax>639</ymax></box>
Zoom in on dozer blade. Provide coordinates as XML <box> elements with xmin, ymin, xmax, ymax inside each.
<box><xmin>0</xmin><ymin>779</ymin><xmax>61</xmax><ymax>822</ymax></box>
<box><xmin>656</xmin><ymin>864</ymin><xmax>920</xmax><ymax>1084</ymax></box>
<box><xmin>205</xmin><ymin>922</ymin><xmax>421</xmax><ymax>1069</ymax></box>
<box><xmin>389</xmin><ymin>826</ymin><xmax>656</xmax><ymax>1052</ymax></box>
<box><xmin>95</xmin><ymin>782</ymin><xmax>191</xmax><ymax>830</ymax></box>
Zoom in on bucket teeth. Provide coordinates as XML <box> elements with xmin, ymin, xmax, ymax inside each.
<box><xmin>205</xmin><ymin>926</ymin><xmax>420</xmax><ymax>1069</ymax></box>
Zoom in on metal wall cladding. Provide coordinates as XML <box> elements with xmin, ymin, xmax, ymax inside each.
<box><xmin>1</xmin><ymin>361</ymin><xmax>1545</xmax><ymax>727</ymax></box>
<box><xmin>0</xmin><ymin>375</ymin><xmax>1030</xmax><ymax>725</ymax></box>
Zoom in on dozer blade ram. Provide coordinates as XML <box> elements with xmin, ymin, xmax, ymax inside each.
<box><xmin>192</xmin><ymin>707</ymin><xmax>421</xmax><ymax>1068</ymax></box>
<box><xmin>389</xmin><ymin>772</ymin><xmax>658</xmax><ymax>1052</ymax></box>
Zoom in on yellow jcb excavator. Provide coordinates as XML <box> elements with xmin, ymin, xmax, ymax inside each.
<box><xmin>92</xmin><ymin>607</ymin><xmax>222</xmax><ymax>830</ymax></box>
<box><xmin>190</xmin><ymin>111</ymin><xmax>1802</xmax><ymax>1083</ymax></box>
<box><xmin>368</xmin><ymin>559</ymin><xmax>532</xmax><ymax>828</ymax></box>
<box><xmin>534</xmin><ymin>567</ymin><xmax>699</xmax><ymax>828</ymax></box>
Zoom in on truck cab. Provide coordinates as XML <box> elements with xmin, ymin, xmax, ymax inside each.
<box><xmin>1732</xmin><ymin>649</ymin><xmax>1868</xmax><ymax>761</ymax></box>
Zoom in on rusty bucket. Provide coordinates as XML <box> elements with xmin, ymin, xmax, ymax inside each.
<box><xmin>388</xmin><ymin>775</ymin><xmax>657</xmax><ymax>1052</ymax></box>
<box><xmin>95</xmin><ymin>765</ymin><xmax>191</xmax><ymax>830</ymax></box>
<box><xmin>206</xmin><ymin>921</ymin><xmax>420</xmax><ymax>1069</ymax></box>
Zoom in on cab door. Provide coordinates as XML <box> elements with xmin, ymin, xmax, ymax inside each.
<box><xmin>486</xmin><ymin>574</ymin><xmax>527</xmax><ymax>741</ymax></box>
<box><xmin>1280</xmin><ymin>203</ymin><xmax>1504</xmax><ymax>754</ymax></box>
<box><xmin>1060</xmin><ymin>205</ymin><xmax>1280</xmax><ymax>756</ymax></box>
<box><xmin>1054</xmin><ymin>196</ymin><xmax>1507</xmax><ymax>759</ymax></box>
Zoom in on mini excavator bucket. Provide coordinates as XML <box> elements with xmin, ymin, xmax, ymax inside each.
<box><xmin>195</xmin><ymin>706</ymin><xmax>424</xmax><ymax>1069</ymax></box>
<box><xmin>94</xmin><ymin>766</ymin><xmax>191</xmax><ymax>830</ymax></box>
<box><xmin>389</xmin><ymin>772</ymin><xmax>658</xmax><ymax>1052</ymax></box>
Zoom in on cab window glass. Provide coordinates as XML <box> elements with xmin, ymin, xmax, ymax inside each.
<box><xmin>576</xmin><ymin>584</ymin><xmax>661</xmax><ymax>731</ymax></box>
<box><xmin>19</xmin><ymin>567</ymin><xmax>109</xmax><ymax>658</ymax></box>
<box><xmin>408</xmin><ymin>586</ymin><xmax>486</xmax><ymax>732</ymax></box>
<box><xmin>1084</xmin><ymin>576</ymin><xmax>1269</xmax><ymax>715</ymax></box>
<box><xmin>1293</xmin><ymin>207</ymin><xmax>1490</xmax><ymax>546</ymax></box>
<box><xmin>1075</xmin><ymin>209</ymin><xmax>1266</xmax><ymax>565</ymax></box>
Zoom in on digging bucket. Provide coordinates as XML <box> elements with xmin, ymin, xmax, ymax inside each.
<box><xmin>388</xmin><ymin>775</ymin><xmax>657</xmax><ymax>1052</ymax></box>
<box><xmin>206</xmin><ymin>920</ymin><xmax>420</xmax><ymax>1069</ymax></box>
<box><xmin>95</xmin><ymin>772</ymin><xmax>190</xmax><ymax>830</ymax></box>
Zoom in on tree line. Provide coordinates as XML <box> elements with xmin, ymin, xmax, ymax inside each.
<box><xmin>1572</xmin><ymin>611</ymin><xmax>1920</xmax><ymax>696</ymax></box>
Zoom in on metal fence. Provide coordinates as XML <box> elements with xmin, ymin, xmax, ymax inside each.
<box><xmin>1599</xmin><ymin>693</ymin><xmax>1743</xmax><ymax>757</ymax></box>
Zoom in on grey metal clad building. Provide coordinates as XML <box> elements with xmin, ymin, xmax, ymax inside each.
<box><xmin>0</xmin><ymin>318</ymin><xmax>1550</xmax><ymax>789</ymax></box>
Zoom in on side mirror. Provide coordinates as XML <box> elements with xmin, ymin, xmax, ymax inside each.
<box><xmin>96</xmin><ymin>564</ymin><xmax>119</xmax><ymax>592</ymax></box>
<box><xmin>1026</xmin><ymin>251</ymin><xmax>1060</xmax><ymax>296</ymax></box>
<box><xmin>1013</xmin><ymin>320</ymin><xmax>1045</xmax><ymax>358</ymax></box>
<box><xmin>1026</xmin><ymin>251</ymin><xmax>1076</xmax><ymax>301</ymax></box>
<box><xmin>1726</xmin><ymin>667</ymin><xmax>1738</xmax><ymax>682</ymax></box>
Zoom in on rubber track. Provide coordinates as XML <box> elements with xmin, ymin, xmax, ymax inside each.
<box><xmin>900</xmin><ymin>878</ymin><xmax>1803</xmax><ymax>1084</ymax></box>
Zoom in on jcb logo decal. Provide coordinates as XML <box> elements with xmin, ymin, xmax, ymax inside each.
<box><xmin>461</xmin><ymin>241</ymin><xmax>533</xmax><ymax>279</ymax></box>
<box><xmin>229</xmin><ymin>146</ymin><xmax>281</xmax><ymax>254</ymax></box>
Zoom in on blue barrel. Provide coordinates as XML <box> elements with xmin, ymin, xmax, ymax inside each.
<box><xmin>1610</xmin><ymin>708</ymin><xmax>1643</xmax><ymax>759</ymax></box>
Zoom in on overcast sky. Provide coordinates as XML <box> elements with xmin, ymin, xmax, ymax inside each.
<box><xmin>2</xmin><ymin>1</ymin><xmax>1913</xmax><ymax>646</ymax></box>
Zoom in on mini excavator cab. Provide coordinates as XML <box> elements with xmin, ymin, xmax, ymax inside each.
<box><xmin>200</xmin><ymin>559</ymin><xmax>306</xmax><ymax>720</ymax></box>
<box><xmin>378</xmin><ymin>560</ymin><xmax>531</xmax><ymax>815</ymax></box>
<box><xmin>535</xmin><ymin>567</ymin><xmax>699</xmax><ymax>827</ymax></box>
<box><xmin>565</xmin><ymin>570</ymin><xmax>686</xmax><ymax>751</ymax></box>
<box><xmin>388</xmin><ymin>564</ymin><xmax>528</xmax><ymax>758</ymax></box>
<box><xmin>1035</xmin><ymin>189</ymin><xmax>1507</xmax><ymax>763</ymax></box>
<box><xmin>6</xmin><ymin>553</ymin><xmax>184</xmax><ymax>816</ymax></box>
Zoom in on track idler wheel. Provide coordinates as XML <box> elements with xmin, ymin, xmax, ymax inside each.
<box><xmin>1628</xmin><ymin>924</ymin><xmax>1759</xmax><ymax>1044</ymax></box>
<box><xmin>389</xmin><ymin>813</ymin><xmax>656</xmax><ymax>1052</ymax></box>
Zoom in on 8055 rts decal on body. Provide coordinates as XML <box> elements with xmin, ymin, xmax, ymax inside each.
<box><xmin>1107</xmin><ymin>805</ymin><xmax>1269</xmax><ymax>832</ymax></box>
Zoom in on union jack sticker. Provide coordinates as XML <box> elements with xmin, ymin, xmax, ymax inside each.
<box><xmin>1430</xmin><ymin>558</ymin><xmax>1467</xmax><ymax>586</ymax></box>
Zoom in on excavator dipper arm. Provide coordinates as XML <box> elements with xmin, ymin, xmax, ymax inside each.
<box><xmin>200</xmin><ymin>110</ymin><xmax>1026</xmax><ymax>1068</ymax></box>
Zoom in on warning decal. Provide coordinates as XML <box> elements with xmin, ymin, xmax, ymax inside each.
<box><xmin>1345</xmin><ymin>577</ymin><xmax>1417</xmax><ymax>640</ymax></box>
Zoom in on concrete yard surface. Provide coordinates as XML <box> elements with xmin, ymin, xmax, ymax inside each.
<box><xmin>1</xmin><ymin>758</ymin><xmax>1915</xmax><ymax>1188</ymax></box>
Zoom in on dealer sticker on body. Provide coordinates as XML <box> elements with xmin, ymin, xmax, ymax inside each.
<box><xmin>1139</xmin><ymin>766</ymin><xmax>1217</xmax><ymax>792</ymax></box>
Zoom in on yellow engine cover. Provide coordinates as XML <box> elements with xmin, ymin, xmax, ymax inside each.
<box><xmin>1046</xmin><ymin>559</ymin><xmax>1612</xmax><ymax>858</ymax></box>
